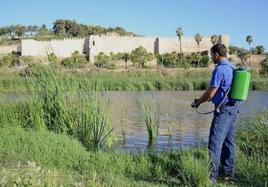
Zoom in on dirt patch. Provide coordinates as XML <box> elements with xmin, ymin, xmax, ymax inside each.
<box><xmin>0</xmin><ymin>45</ymin><xmax>19</xmax><ymax>55</ymax></box>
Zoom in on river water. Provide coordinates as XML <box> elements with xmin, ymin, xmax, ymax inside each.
<box><xmin>98</xmin><ymin>91</ymin><xmax>268</xmax><ymax>151</ymax></box>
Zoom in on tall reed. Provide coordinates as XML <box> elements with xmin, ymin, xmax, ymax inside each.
<box><xmin>74</xmin><ymin>87</ymin><xmax>114</xmax><ymax>151</ymax></box>
<box><xmin>139</xmin><ymin>96</ymin><xmax>158</xmax><ymax>146</ymax></box>
<box><xmin>23</xmin><ymin>64</ymin><xmax>115</xmax><ymax>151</ymax></box>
<box><xmin>25</xmin><ymin>65</ymin><xmax>73</xmax><ymax>133</ymax></box>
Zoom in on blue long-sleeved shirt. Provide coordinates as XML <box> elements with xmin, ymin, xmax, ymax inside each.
<box><xmin>210</xmin><ymin>60</ymin><xmax>236</xmax><ymax>105</ymax></box>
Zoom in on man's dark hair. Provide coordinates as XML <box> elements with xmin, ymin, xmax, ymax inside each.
<box><xmin>211</xmin><ymin>44</ymin><xmax>227</xmax><ymax>57</ymax></box>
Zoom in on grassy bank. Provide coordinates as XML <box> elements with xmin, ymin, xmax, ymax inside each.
<box><xmin>0</xmin><ymin>65</ymin><xmax>268</xmax><ymax>93</ymax></box>
<box><xmin>0</xmin><ymin>111</ymin><xmax>267</xmax><ymax>186</ymax></box>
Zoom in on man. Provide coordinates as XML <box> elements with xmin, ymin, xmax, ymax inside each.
<box><xmin>191</xmin><ymin>44</ymin><xmax>239</xmax><ymax>183</ymax></box>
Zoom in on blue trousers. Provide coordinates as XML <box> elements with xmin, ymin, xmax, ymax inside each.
<box><xmin>208</xmin><ymin>104</ymin><xmax>239</xmax><ymax>181</ymax></box>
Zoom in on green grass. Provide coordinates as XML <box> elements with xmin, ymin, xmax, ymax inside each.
<box><xmin>0</xmin><ymin>127</ymin><xmax>208</xmax><ymax>186</ymax></box>
<box><xmin>0</xmin><ymin>161</ymin><xmax>97</xmax><ymax>187</ymax></box>
<box><xmin>0</xmin><ymin>66</ymin><xmax>267</xmax><ymax>93</ymax></box>
<box><xmin>0</xmin><ymin>111</ymin><xmax>267</xmax><ymax>186</ymax></box>
<box><xmin>235</xmin><ymin>111</ymin><xmax>268</xmax><ymax>186</ymax></box>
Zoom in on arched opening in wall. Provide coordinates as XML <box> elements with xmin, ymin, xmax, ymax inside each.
<box><xmin>93</xmin><ymin>41</ymin><xmax>95</xmax><ymax>46</ymax></box>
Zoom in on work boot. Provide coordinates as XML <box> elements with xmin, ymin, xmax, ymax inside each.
<box><xmin>221</xmin><ymin>176</ymin><xmax>235</xmax><ymax>184</ymax></box>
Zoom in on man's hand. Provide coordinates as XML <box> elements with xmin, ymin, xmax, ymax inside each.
<box><xmin>191</xmin><ymin>86</ymin><xmax>218</xmax><ymax>109</ymax></box>
<box><xmin>191</xmin><ymin>99</ymin><xmax>200</xmax><ymax>108</ymax></box>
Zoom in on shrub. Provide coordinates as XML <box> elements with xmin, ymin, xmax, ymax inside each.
<box><xmin>20</xmin><ymin>56</ymin><xmax>35</xmax><ymax>64</ymax></box>
<box><xmin>199</xmin><ymin>55</ymin><xmax>210</xmax><ymax>67</ymax></box>
<box><xmin>61</xmin><ymin>57</ymin><xmax>73</xmax><ymax>67</ymax></box>
<box><xmin>158</xmin><ymin>52</ymin><xmax>179</xmax><ymax>67</ymax></box>
<box><xmin>110</xmin><ymin>52</ymin><xmax>125</xmax><ymax>61</ymax></box>
<box><xmin>260</xmin><ymin>58</ymin><xmax>268</xmax><ymax>76</ymax></box>
<box><xmin>131</xmin><ymin>47</ymin><xmax>154</xmax><ymax>68</ymax></box>
<box><xmin>95</xmin><ymin>52</ymin><xmax>111</xmax><ymax>67</ymax></box>
<box><xmin>61</xmin><ymin>51</ymin><xmax>88</xmax><ymax>68</ymax></box>
<box><xmin>228</xmin><ymin>45</ymin><xmax>238</xmax><ymax>55</ymax></box>
<box><xmin>0</xmin><ymin>52</ymin><xmax>18</xmax><ymax>66</ymax></box>
<box><xmin>47</xmin><ymin>53</ymin><xmax>58</xmax><ymax>63</ymax></box>
<box><xmin>184</xmin><ymin>53</ymin><xmax>207</xmax><ymax>68</ymax></box>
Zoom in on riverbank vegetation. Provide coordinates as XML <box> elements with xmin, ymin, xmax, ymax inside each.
<box><xmin>0</xmin><ymin>63</ymin><xmax>268</xmax><ymax>93</ymax></box>
<box><xmin>0</xmin><ymin>65</ymin><xmax>267</xmax><ymax>186</ymax></box>
<box><xmin>0</xmin><ymin>106</ymin><xmax>267</xmax><ymax>186</ymax></box>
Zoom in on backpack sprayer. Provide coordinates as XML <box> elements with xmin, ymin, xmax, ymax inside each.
<box><xmin>193</xmin><ymin>68</ymin><xmax>251</xmax><ymax>114</ymax></box>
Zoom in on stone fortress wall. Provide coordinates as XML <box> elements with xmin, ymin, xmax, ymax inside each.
<box><xmin>21</xmin><ymin>38</ymin><xmax>88</xmax><ymax>57</ymax></box>
<box><xmin>21</xmin><ymin>34</ymin><xmax>230</xmax><ymax>63</ymax></box>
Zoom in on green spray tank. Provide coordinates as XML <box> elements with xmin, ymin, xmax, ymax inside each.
<box><xmin>230</xmin><ymin>68</ymin><xmax>251</xmax><ymax>101</ymax></box>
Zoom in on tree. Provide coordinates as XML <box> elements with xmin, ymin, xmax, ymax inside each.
<box><xmin>195</xmin><ymin>33</ymin><xmax>203</xmax><ymax>67</ymax></box>
<box><xmin>53</xmin><ymin>19</ymin><xmax>66</xmax><ymax>36</ymax></box>
<box><xmin>123</xmin><ymin>53</ymin><xmax>130</xmax><ymax>69</ymax></box>
<box><xmin>210</xmin><ymin>34</ymin><xmax>219</xmax><ymax>45</ymax></box>
<box><xmin>38</xmin><ymin>24</ymin><xmax>50</xmax><ymax>36</ymax></box>
<box><xmin>176</xmin><ymin>27</ymin><xmax>183</xmax><ymax>65</ymax></box>
<box><xmin>33</xmin><ymin>25</ymin><xmax>39</xmax><ymax>35</ymax></box>
<box><xmin>7</xmin><ymin>25</ymin><xmax>16</xmax><ymax>38</ymax></box>
<box><xmin>27</xmin><ymin>25</ymin><xmax>34</xmax><ymax>36</ymax></box>
<box><xmin>64</xmin><ymin>20</ymin><xmax>80</xmax><ymax>37</ymax></box>
<box><xmin>15</xmin><ymin>25</ymin><xmax>26</xmax><ymax>38</ymax></box>
<box><xmin>131</xmin><ymin>47</ymin><xmax>153</xmax><ymax>68</ymax></box>
<box><xmin>114</xmin><ymin>27</ymin><xmax>127</xmax><ymax>36</ymax></box>
<box><xmin>255</xmin><ymin>45</ymin><xmax>265</xmax><ymax>55</ymax></box>
<box><xmin>228</xmin><ymin>45</ymin><xmax>238</xmax><ymax>55</ymax></box>
<box><xmin>246</xmin><ymin>35</ymin><xmax>253</xmax><ymax>67</ymax></box>
<box><xmin>237</xmin><ymin>48</ymin><xmax>249</xmax><ymax>66</ymax></box>
<box><xmin>0</xmin><ymin>27</ymin><xmax>8</xmax><ymax>37</ymax></box>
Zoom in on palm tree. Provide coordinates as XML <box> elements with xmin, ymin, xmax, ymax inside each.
<box><xmin>123</xmin><ymin>53</ymin><xmax>130</xmax><ymax>69</ymax></box>
<box><xmin>195</xmin><ymin>33</ymin><xmax>203</xmax><ymax>67</ymax></box>
<box><xmin>210</xmin><ymin>34</ymin><xmax>218</xmax><ymax>45</ymax></box>
<box><xmin>176</xmin><ymin>27</ymin><xmax>183</xmax><ymax>64</ymax></box>
<box><xmin>246</xmin><ymin>35</ymin><xmax>253</xmax><ymax>67</ymax></box>
<box><xmin>33</xmin><ymin>25</ymin><xmax>39</xmax><ymax>35</ymax></box>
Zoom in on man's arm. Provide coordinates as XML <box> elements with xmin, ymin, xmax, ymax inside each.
<box><xmin>192</xmin><ymin>86</ymin><xmax>218</xmax><ymax>107</ymax></box>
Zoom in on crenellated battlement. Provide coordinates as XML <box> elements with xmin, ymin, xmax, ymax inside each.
<box><xmin>97</xmin><ymin>35</ymin><xmax>156</xmax><ymax>40</ymax></box>
<box><xmin>36</xmin><ymin>37</ymin><xmax>86</xmax><ymax>43</ymax></box>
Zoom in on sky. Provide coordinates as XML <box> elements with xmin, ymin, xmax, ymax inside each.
<box><xmin>1</xmin><ymin>0</ymin><xmax>267</xmax><ymax>51</ymax></box>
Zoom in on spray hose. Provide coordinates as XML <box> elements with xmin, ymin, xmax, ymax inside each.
<box><xmin>194</xmin><ymin>88</ymin><xmax>231</xmax><ymax>115</ymax></box>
